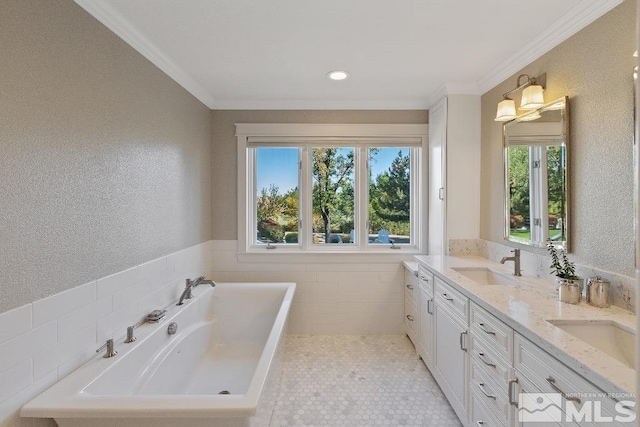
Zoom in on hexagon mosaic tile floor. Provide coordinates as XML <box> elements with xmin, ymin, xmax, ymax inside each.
<box><xmin>269</xmin><ymin>335</ymin><xmax>462</xmax><ymax>427</ymax></box>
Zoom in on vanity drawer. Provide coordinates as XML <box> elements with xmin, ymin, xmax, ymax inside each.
<box><xmin>470</xmin><ymin>387</ymin><xmax>507</xmax><ymax>427</ymax></box>
<box><xmin>417</xmin><ymin>266</ymin><xmax>434</xmax><ymax>295</ymax></box>
<box><xmin>514</xmin><ymin>333</ymin><xmax>625</xmax><ymax>424</ymax></box>
<box><xmin>434</xmin><ymin>277</ymin><xmax>468</xmax><ymax>322</ymax></box>
<box><xmin>470</xmin><ymin>332</ymin><xmax>512</xmax><ymax>391</ymax></box>
<box><xmin>470</xmin><ymin>303</ymin><xmax>513</xmax><ymax>361</ymax></box>
<box><xmin>405</xmin><ymin>295</ymin><xmax>417</xmax><ymax>333</ymax></box>
<box><xmin>470</xmin><ymin>360</ymin><xmax>511</xmax><ymax>423</ymax></box>
<box><xmin>404</xmin><ymin>269</ymin><xmax>418</xmax><ymax>302</ymax></box>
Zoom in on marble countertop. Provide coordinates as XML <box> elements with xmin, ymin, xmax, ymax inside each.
<box><xmin>413</xmin><ymin>255</ymin><xmax>636</xmax><ymax>396</ymax></box>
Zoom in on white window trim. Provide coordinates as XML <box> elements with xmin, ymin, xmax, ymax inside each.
<box><xmin>237</xmin><ymin>123</ymin><xmax>429</xmax><ymax>255</ymax></box>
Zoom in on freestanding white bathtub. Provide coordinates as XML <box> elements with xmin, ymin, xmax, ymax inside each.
<box><xmin>21</xmin><ymin>282</ymin><xmax>296</xmax><ymax>427</ymax></box>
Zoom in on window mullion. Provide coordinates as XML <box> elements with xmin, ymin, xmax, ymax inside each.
<box><xmin>358</xmin><ymin>146</ymin><xmax>368</xmax><ymax>250</ymax></box>
<box><xmin>300</xmin><ymin>146</ymin><xmax>311</xmax><ymax>250</ymax></box>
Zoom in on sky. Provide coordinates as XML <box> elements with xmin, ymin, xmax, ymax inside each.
<box><xmin>256</xmin><ymin>147</ymin><xmax>409</xmax><ymax>194</ymax></box>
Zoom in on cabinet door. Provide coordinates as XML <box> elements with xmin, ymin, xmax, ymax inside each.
<box><xmin>418</xmin><ymin>287</ymin><xmax>434</xmax><ymax>369</ymax></box>
<box><xmin>434</xmin><ymin>303</ymin><xmax>468</xmax><ymax>424</ymax></box>
<box><xmin>428</xmin><ymin>97</ymin><xmax>447</xmax><ymax>255</ymax></box>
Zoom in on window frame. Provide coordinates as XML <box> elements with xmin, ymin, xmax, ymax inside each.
<box><xmin>237</xmin><ymin>123</ymin><xmax>428</xmax><ymax>255</ymax></box>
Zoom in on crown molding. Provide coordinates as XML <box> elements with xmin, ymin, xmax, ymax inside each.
<box><xmin>425</xmin><ymin>81</ymin><xmax>480</xmax><ymax>110</ymax></box>
<box><xmin>74</xmin><ymin>0</ymin><xmax>216</xmax><ymax>108</ymax></box>
<box><xmin>212</xmin><ymin>99</ymin><xmax>428</xmax><ymax>110</ymax></box>
<box><xmin>477</xmin><ymin>0</ymin><xmax>623</xmax><ymax>94</ymax></box>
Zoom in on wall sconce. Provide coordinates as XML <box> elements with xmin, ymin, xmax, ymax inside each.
<box><xmin>495</xmin><ymin>73</ymin><xmax>545</xmax><ymax>122</ymax></box>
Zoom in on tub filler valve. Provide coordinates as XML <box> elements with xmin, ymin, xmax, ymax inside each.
<box><xmin>177</xmin><ymin>276</ymin><xmax>216</xmax><ymax>306</ymax></box>
<box><xmin>96</xmin><ymin>339</ymin><xmax>117</xmax><ymax>358</ymax></box>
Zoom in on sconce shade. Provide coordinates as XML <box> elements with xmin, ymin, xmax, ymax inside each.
<box><xmin>495</xmin><ymin>98</ymin><xmax>516</xmax><ymax>122</ymax></box>
<box><xmin>520</xmin><ymin>84</ymin><xmax>545</xmax><ymax>109</ymax></box>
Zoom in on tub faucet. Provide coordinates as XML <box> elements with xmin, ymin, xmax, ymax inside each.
<box><xmin>192</xmin><ymin>276</ymin><xmax>216</xmax><ymax>288</ymax></box>
<box><xmin>177</xmin><ymin>276</ymin><xmax>216</xmax><ymax>306</ymax></box>
<box><xmin>500</xmin><ymin>249</ymin><xmax>521</xmax><ymax>276</ymax></box>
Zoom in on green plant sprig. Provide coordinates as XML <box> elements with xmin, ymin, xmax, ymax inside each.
<box><xmin>547</xmin><ymin>241</ymin><xmax>578</xmax><ymax>280</ymax></box>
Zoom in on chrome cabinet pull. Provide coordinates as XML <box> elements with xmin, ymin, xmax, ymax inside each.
<box><xmin>477</xmin><ymin>382</ymin><xmax>496</xmax><ymax>400</ymax></box>
<box><xmin>547</xmin><ymin>377</ymin><xmax>581</xmax><ymax>404</ymax></box>
<box><xmin>406</xmin><ymin>284</ymin><xmax>414</xmax><ymax>290</ymax></box>
<box><xmin>406</xmin><ymin>314</ymin><xmax>414</xmax><ymax>321</ymax></box>
<box><xmin>427</xmin><ymin>298</ymin><xmax>433</xmax><ymax>315</ymax></box>
<box><xmin>419</xmin><ymin>274</ymin><xmax>428</xmax><ymax>282</ymax></box>
<box><xmin>508</xmin><ymin>378</ymin><xmax>519</xmax><ymax>407</ymax></box>
<box><xmin>478</xmin><ymin>352</ymin><xmax>496</xmax><ymax>368</ymax></box>
<box><xmin>460</xmin><ymin>330</ymin><xmax>468</xmax><ymax>352</ymax></box>
<box><xmin>478</xmin><ymin>322</ymin><xmax>496</xmax><ymax>335</ymax></box>
<box><xmin>442</xmin><ymin>293</ymin><xmax>454</xmax><ymax>301</ymax></box>
<box><xmin>476</xmin><ymin>422</ymin><xmax>484</xmax><ymax>427</ymax></box>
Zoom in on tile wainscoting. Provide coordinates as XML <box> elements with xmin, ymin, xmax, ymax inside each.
<box><xmin>0</xmin><ymin>241</ymin><xmax>212</xmax><ymax>427</ymax></box>
<box><xmin>208</xmin><ymin>240</ymin><xmax>414</xmax><ymax>335</ymax></box>
<box><xmin>449</xmin><ymin>239</ymin><xmax>636</xmax><ymax>312</ymax></box>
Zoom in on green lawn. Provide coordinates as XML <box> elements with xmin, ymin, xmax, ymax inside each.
<box><xmin>510</xmin><ymin>229</ymin><xmax>564</xmax><ymax>240</ymax></box>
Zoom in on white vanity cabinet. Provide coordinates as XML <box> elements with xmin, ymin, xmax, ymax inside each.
<box><xmin>416</xmin><ymin>260</ymin><xmax>635</xmax><ymax>427</ymax></box>
<box><xmin>404</xmin><ymin>267</ymin><xmax>419</xmax><ymax>348</ymax></box>
<box><xmin>433</xmin><ymin>277</ymin><xmax>469</xmax><ymax>424</ymax></box>
<box><xmin>417</xmin><ymin>267</ymin><xmax>435</xmax><ymax>369</ymax></box>
<box><xmin>469</xmin><ymin>303</ymin><xmax>514</xmax><ymax>427</ymax></box>
<box><xmin>512</xmin><ymin>334</ymin><xmax>631</xmax><ymax>427</ymax></box>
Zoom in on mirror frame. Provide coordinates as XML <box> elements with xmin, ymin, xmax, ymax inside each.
<box><xmin>503</xmin><ymin>96</ymin><xmax>570</xmax><ymax>250</ymax></box>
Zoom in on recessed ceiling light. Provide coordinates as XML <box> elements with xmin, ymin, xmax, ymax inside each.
<box><xmin>327</xmin><ymin>70</ymin><xmax>349</xmax><ymax>81</ymax></box>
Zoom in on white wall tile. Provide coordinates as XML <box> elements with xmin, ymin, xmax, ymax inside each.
<box><xmin>96</xmin><ymin>304</ymin><xmax>140</xmax><ymax>343</ymax></box>
<box><xmin>112</xmin><ymin>278</ymin><xmax>150</xmax><ymax>311</ymax></box>
<box><xmin>137</xmin><ymin>257</ymin><xmax>168</xmax><ymax>281</ymax></box>
<box><xmin>136</xmin><ymin>280</ymin><xmax>182</xmax><ymax>316</ymax></box>
<box><xmin>0</xmin><ymin>359</ymin><xmax>32</xmax><ymax>404</ymax></box>
<box><xmin>0</xmin><ymin>305</ymin><xmax>32</xmax><ymax>344</ymax></box>
<box><xmin>324</xmin><ymin>271</ymin><xmax>381</xmax><ymax>284</ymax></box>
<box><xmin>0</xmin><ymin>322</ymin><xmax>56</xmax><ymax>375</ymax></box>
<box><xmin>33</xmin><ymin>325</ymin><xmax>96</xmax><ymax>380</ymax></box>
<box><xmin>210</xmin><ymin>271</ymin><xmax>255</xmax><ymax>282</ymax></box>
<box><xmin>290</xmin><ymin>303</ymin><xmax>338</xmax><ymax>315</ymax></box>
<box><xmin>57</xmin><ymin>298</ymin><xmax>112</xmax><ymax>342</ymax></box>
<box><xmin>258</xmin><ymin>271</ymin><xmax>317</xmax><ymax>283</ymax></box>
<box><xmin>291</xmin><ymin>290</ymin><xmax>316</xmax><ymax>303</ymax></box>
<box><xmin>96</xmin><ymin>266</ymin><xmax>141</xmax><ymax>300</ymax></box>
<box><xmin>210</xmin><ymin>240</ymin><xmax>411</xmax><ymax>335</ymax></box>
<box><xmin>32</xmin><ymin>282</ymin><xmax>95</xmax><ymax>327</ymax></box>
<box><xmin>210</xmin><ymin>240</ymin><xmax>238</xmax><ymax>251</ymax></box>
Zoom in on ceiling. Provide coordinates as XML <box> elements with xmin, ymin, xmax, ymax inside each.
<box><xmin>75</xmin><ymin>0</ymin><xmax>622</xmax><ymax>109</ymax></box>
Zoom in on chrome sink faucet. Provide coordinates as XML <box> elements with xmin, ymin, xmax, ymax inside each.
<box><xmin>500</xmin><ymin>249</ymin><xmax>522</xmax><ymax>276</ymax></box>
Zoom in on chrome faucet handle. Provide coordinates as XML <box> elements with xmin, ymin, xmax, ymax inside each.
<box><xmin>124</xmin><ymin>325</ymin><xmax>136</xmax><ymax>343</ymax></box>
<box><xmin>96</xmin><ymin>338</ymin><xmax>117</xmax><ymax>358</ymax></box>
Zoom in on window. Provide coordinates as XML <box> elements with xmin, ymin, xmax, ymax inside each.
<box><xmin>238</xmin><ymin>124</ymin><xmax>428</xmax><ymax>253</ymax></box>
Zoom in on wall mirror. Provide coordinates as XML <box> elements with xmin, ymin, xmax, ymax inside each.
<box><xmin>503</xmin><ymin>96</ymin><xmax>569</xmax><ymax>250</ymax></box>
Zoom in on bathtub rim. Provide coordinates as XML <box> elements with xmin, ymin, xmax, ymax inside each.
<box><xmin>20</xmin><ymin>282</ymin><xmax>296</xmax><ymax>420</ymax></box>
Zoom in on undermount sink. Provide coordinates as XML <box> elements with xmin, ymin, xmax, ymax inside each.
<box><xmin>547</xmin><ymin>320</ymin><xmax>636</xmax><ymax>369</ymax></box>
<box><xmin>451</xmin><ymin>267</ymin><xmax>521</xmax><ymax>286</ymax></box>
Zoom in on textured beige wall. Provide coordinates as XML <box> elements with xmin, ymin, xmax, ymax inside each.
<box><xmin>0</xmin><ymin>1</ymin><xmax>212</xmax><ymax>312</ymax></box>
<box><xmin>481</xmin><ymin>0</ymin><xmax>637</xmax><ymax>276</ymax></box>
<box><xmin>211</xmin><ymin>110</ymin><xmax>428</xmax><ymax>240</ymax></box>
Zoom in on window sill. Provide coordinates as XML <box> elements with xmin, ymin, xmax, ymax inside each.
<box><xmin>237</xmin><ymin>250</ymin><xmax>423</xmax><ymax>264</ymax></box>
